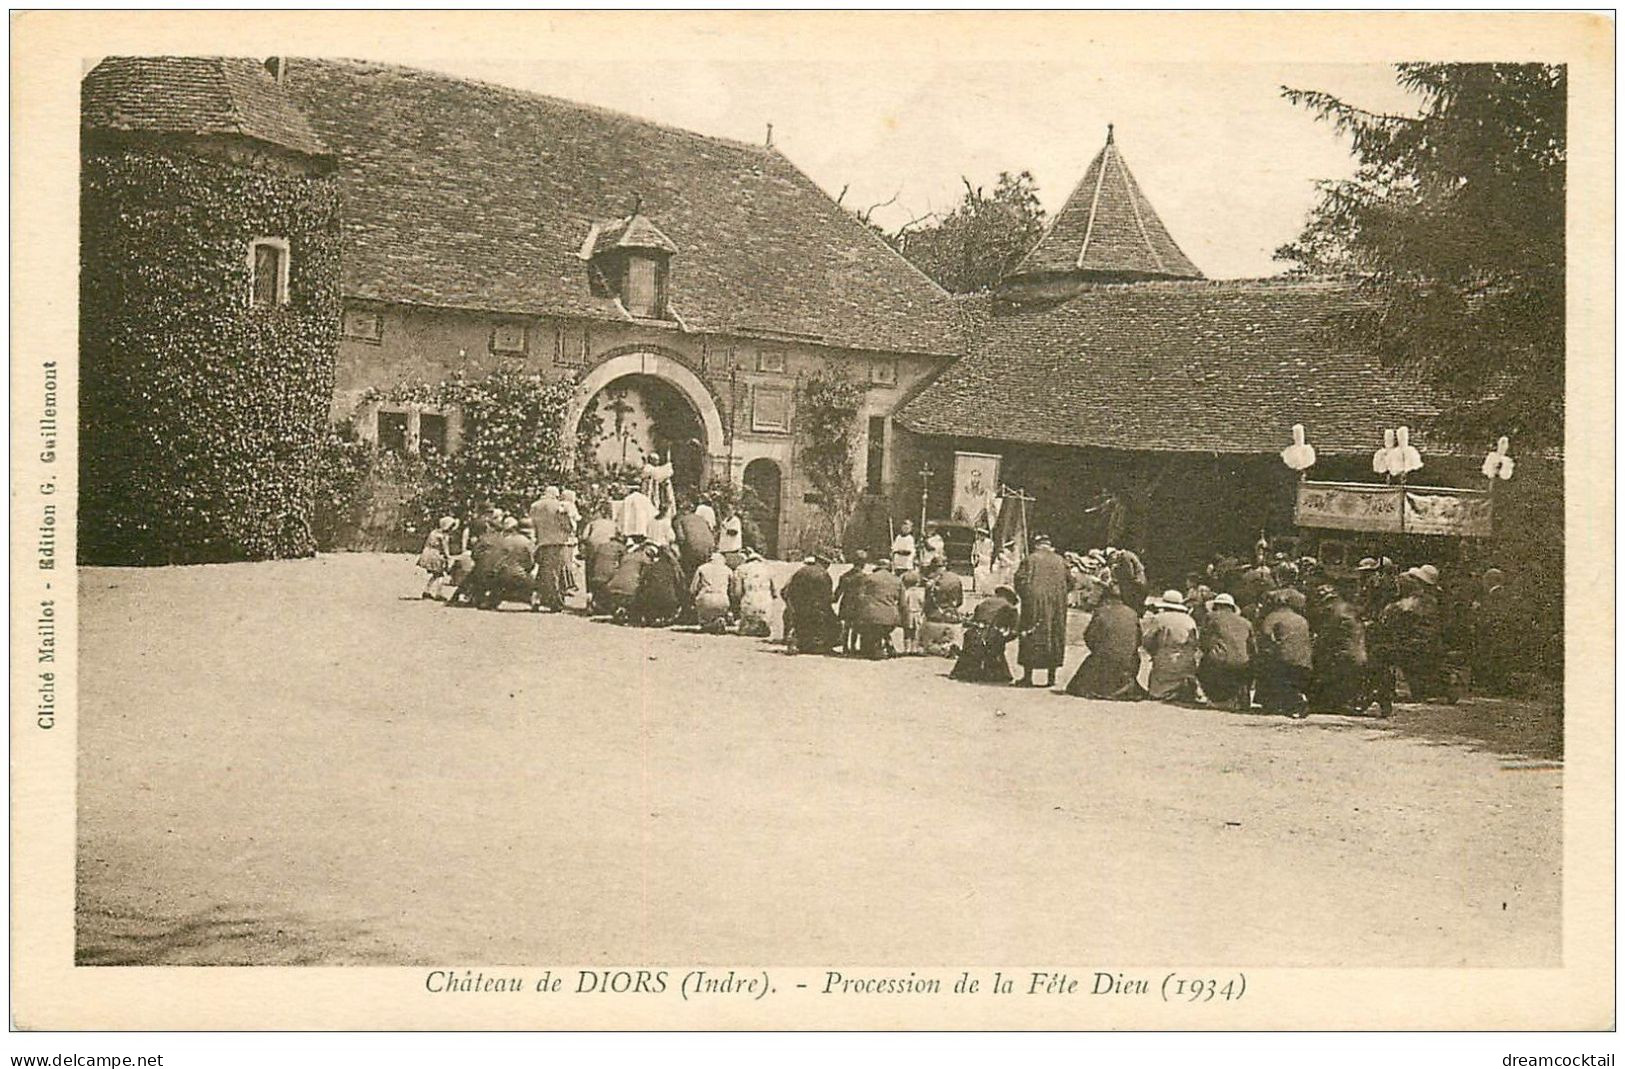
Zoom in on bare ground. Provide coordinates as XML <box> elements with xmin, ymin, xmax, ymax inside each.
<box><xmin>76</xmin><ymin>553</ymin><xmax>1561</xmax><ymax>967</ymax></box>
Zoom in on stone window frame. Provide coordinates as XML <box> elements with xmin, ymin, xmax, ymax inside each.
<box><xmin>490</xmin><ymin>321</ymin><xmax>529</xmax><ymax>355</ymax></box>
<box><xmin>750</xmin><ymin>384</ymin><xmax>792</xmax><ymax>434</ymax></box>
<box><xmin>756</xmin><ymin>348</ymin><xmax>787</xmax><ymax>374</ymax></box>
<box><xmin>869</xmin><ymin>356</ymin><xmax>898</xmax><ymax>387</ymax></box>
<box><xmin>342</xmin><ymin>307</ymin><xmax>384</xmax><ymax>344</ymax></box>
<box><xmin>365</xmin><ymin>401</ymin><xmax>464</xmax><ymax>457</ymax></box>
<box><xmin>246</xmin><ymin>237</ymin><xmax>291</xmax><ymax>308</ymax></box>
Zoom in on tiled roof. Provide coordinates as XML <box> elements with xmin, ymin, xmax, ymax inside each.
<box><xmin>269</xmin><ymin>59</ymin><xmax>958</xmax><ymax>355</ymax></box>
<box><xmin>590</xmin><ymin>212</ymin><xmax>679</xmax><ymax>256</ymax></box>
<box><xmin>898</xmin><ymin>279</ymin><xmax>1440</xmax><ymax>456</ymax></box>
<box><xmin>1011</xmin><ymin>128</ymin><xmax>1202</xmax><ymax>281</ymax></box>
<box><xmin>82</xmin><ymin>56</ymin><xmax>328</xmax><ymax>157</ymax></box>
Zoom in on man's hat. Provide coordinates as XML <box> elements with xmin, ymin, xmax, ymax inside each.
<box><xmin>1033</xmin><ymin>533</ymin><xmax>1053</xmax><ymax>546</ymax></box>
<box><xmin>1417</xmin><ymin>564</ymin><xmax>1440</xmax><ymax>585</ymax></box>
<box><xmin>1160</xmin><ymin>588</ymin><xmax>1185</xmax><ymax>607</ymax></box>
<box><xmin>1356</xmin><ymin>557</ymin><xmax>1381</xmax><ymax>572</ymax></box>
<box><xmin>1208</xmin><ymin>593</ymin><xmax>1237</xmax><ymax>611</ymax></box>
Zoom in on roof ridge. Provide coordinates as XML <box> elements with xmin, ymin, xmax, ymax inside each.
<box><xmin>306</xmin><ymin>58</ymin><xmax>778</xmax><ymax>158</ymax></box>
<box><xmin>761</xmin><ymin>147</ymin><xmax>952</xmax><ymax>300</ymax></box>
<box><xmin>1074</xmin><ymin>143</ymin><xmax>1111</xmax><ymax>270</ymax></box>
<box><xmin>1013</xmin><ymin>148</ymin><xmax>1101</xmax><ymax>276</ymax></box>
<box><xmin>212</xmin><ymin>56</ymin><xmax>256</xmax><ymax>141</ymax></box>
<box><xmin>1117</xmin><ymin>146</ymin><xmax>1166</xmax><ymax>273</ymax></box>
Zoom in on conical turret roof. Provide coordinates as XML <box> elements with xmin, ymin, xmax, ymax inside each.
<box><xmin>1012</xmin><ymin>126</ymin><xmax>1202</xmax><ymax>281</ymax></box>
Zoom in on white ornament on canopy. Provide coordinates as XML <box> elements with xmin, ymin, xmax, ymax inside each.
<box><xmin>1280</xmin><ymin>423</ymin><xmax>1317</xmax><ymax>472</ymax></box>
<box><xmin>1481</xmin><ymin>435</ymin><xmax>1516</xmax><ymax>481</ymax></box>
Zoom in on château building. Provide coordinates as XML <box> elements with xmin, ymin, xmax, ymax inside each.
<box><xmin>80</xmin><ymin>56</ymin><xmax>1557</xmax><ymax>583</ymax></box>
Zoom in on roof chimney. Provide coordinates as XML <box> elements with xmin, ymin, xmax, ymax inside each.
<box><xmin>264</xmin><ymin>57</ymin><xmax>287</xmax><ymax>85</ymax></box>
<box><xmin>1106</xmin><ymin>122</ymin><xmax>1114</xmax><ymax>144</ymax></box>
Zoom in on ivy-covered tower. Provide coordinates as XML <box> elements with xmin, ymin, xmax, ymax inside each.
<box><xmin>79</xmin><ymin>56</ymin><xmax>341</xmax><ymax>563</ymax></box>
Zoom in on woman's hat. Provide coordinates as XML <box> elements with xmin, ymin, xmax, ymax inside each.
<box><xmin>1417</xmin><ymin>564</ymin><xmax>1440</xmax><ymax>585</ymax></box>
<box><xmin>1160</xmin><ymin>589</ymin><xmax>1185</xmax><ymax>607</ymax></box>
<box><xmin>438</xmin><ymin>516</ymin><xmax>458</xmax><ymax>531</ymax></box>
<box><xmin>1356</xmin><ymin>557</ymin><xmax>1381</xmax><ymax>572</ymax></box>
<box><xmin>1208</xmin><ymin>593</ymin><xmax>1237</xmax><ymax>610</ymax></box>
<box><xmin>994</xmin><ymin>585</ymin><xmax>1018</xmax><ymax>603</ymax></box>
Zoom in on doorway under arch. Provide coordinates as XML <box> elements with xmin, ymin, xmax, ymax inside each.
<box><xmin>563</xmin><ymin>351</ymin><xmax>726</xmax><ymax>488</ymax></box>
<box><xmin>742</xmin><ymin>458</ymin><xmax>782</xmax><ymax>558</ymax></box>
<box><xmin>579</xmin><ymin>373</ymin><xmax>707</xmax><ymax>491</ymax></box>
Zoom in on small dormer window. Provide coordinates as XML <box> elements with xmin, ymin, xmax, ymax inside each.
<box><xmin>581</xmin><ymin>206</ymin><xmax>678</xmax><ymax>322</ymax></box>
<box><xmin>625</xmin><ymin>255</ymin><xmax>667</xmax><ymax>319</ymax></box>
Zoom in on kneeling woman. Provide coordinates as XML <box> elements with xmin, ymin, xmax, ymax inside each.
<box><xmin>1064</xmin><ymin>585</ymin><xmax>1145</xmax><ymax>700</ymax></box>
<box><xmin>950</xmin><ymin>586</ymin><xmax>1020</xmax><ymax>683</ymax></box>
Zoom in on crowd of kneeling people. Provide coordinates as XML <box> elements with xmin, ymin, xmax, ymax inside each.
<box><xmin>958</xmin><ymin>536</ymin><xmax>1493</xmax><ymax>719</ymax></box>
<box><xmin>417</xmin><ymin>489</ymin><xmax>1508</xmax><ymax>719</ymax></box>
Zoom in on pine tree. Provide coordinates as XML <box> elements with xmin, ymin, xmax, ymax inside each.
<box><xmin>1278</xmin><ymin>63</ymin><xmax>1565</xmax><ymax>449</ymax></box>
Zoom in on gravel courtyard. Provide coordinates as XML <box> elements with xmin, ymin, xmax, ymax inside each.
<box><xmin>77</xmin><ymin>554</ymin><xmax>1561</xmax><ymax>967</ymax></box>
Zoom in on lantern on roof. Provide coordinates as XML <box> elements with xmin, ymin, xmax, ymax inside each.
<box><xmin>1280</xmin><ymin>423</ymin><xmax>1316</xmax><ymax>473</ymax></box>
<box><xmin>1481</xmin><ymin>435</ymin><xmax>1516</xmax><ymax>482</ymax></box>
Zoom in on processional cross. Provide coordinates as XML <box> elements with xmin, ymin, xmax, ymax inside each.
<box><xmin>604</xmin><ymin>390</ymin><xmax>637</xmax><ymax>466</ymax></box>
<box><xmin>918</xmin><ymin>462</ymin><xmax>935</xmax><ymax>530</ymax></box>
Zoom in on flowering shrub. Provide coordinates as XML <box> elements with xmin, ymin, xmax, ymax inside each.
<box><xmin>358</xmin><ymin>367</ymin><xmax>584</xmax><ymax>532</ymax></box>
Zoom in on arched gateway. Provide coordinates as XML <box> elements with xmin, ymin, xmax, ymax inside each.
<box><xmin>564</xmin><ymin>352</ymin><xmax>727</xmax><ymax>490</ymax></box>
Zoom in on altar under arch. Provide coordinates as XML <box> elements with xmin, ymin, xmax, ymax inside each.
<box><xmin>566</xmin><ymin>351</ymin><xmax>727</xmax><ymax>493</ymax></box>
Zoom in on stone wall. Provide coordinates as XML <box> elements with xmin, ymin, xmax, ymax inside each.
<box><xmin>334</xmin><ymin>301</ymin><xmax>949</xmax><ymax>557</ymax></box>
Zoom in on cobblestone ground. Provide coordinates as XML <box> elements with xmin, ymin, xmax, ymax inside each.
<box><xmin>77</xmin><ymin>553</ymin><xmax>1561</xmax><ymax>967</ymax></box>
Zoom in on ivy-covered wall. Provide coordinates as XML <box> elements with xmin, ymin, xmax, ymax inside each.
<box><xmin>79</xmin><ymin>142</ymin><xmax>341</xmax><ymax>564</ymax></box>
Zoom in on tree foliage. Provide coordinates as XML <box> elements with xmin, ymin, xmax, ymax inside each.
<box><xmin>1277</xmin><ymin>63</ymin><xmax>1565</xmax><ymax>448</ymax></box>
<box><xmin>891</xmin><ymin>171</ymin><xmax>1047</xmax><ymax>293</ymax></box>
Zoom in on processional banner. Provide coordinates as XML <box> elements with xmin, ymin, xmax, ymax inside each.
<box><xmin>951</xmin><ymin>452</ymin><xmax>1002</xmax><ymax>527</ymax></box>
<box><xmin>1294</xmin><ymin>481</ymin><xmax>1493</xmax><ymax>536</ymax></box>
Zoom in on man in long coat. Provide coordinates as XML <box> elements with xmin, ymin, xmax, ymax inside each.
<box><xmin>783</xmin><ymin>554</ymin><xmax>837</xmax><ymax>655</ymax></box>
<box><xmin>529</xmin><ymin>486</ymin><xmax>574</xmax><ymax>612</ymax></box>
<box><xmin>1014</xmin><ymin>533</ymin><xmax>1070</xmax><ymax>687</ymax></box>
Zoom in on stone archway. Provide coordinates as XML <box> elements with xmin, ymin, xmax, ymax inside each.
<box><xmin>564</xmin><ymin>351</ymin><xmax>727</xmax><ymax>483</ymax></box>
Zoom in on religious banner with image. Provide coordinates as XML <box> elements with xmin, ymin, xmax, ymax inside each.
<box><xmin>1403</xmin><ymin>487</ymin><xmax>1494</xmax><ymax>536</ymax></box>
<box><xmin>951</xmin><ymin>452</ymin><xmax>1002</xmax><ymax>527</ymax></box>
<box><xmin>1294</xmin><ymin>481</ymin><xmax>1404</xmax><ymax>533</ymax></box>
<box><xmin>1295</xmin><ymin>481</ymin><xmax>1493</xmax><ymax>536</ymax></box>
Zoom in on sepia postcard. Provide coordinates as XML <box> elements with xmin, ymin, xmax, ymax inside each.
<box><xmin>9</xmin><ymin>9</ymin><xmax>1615</xmax><ymax>1032</ymax></box>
